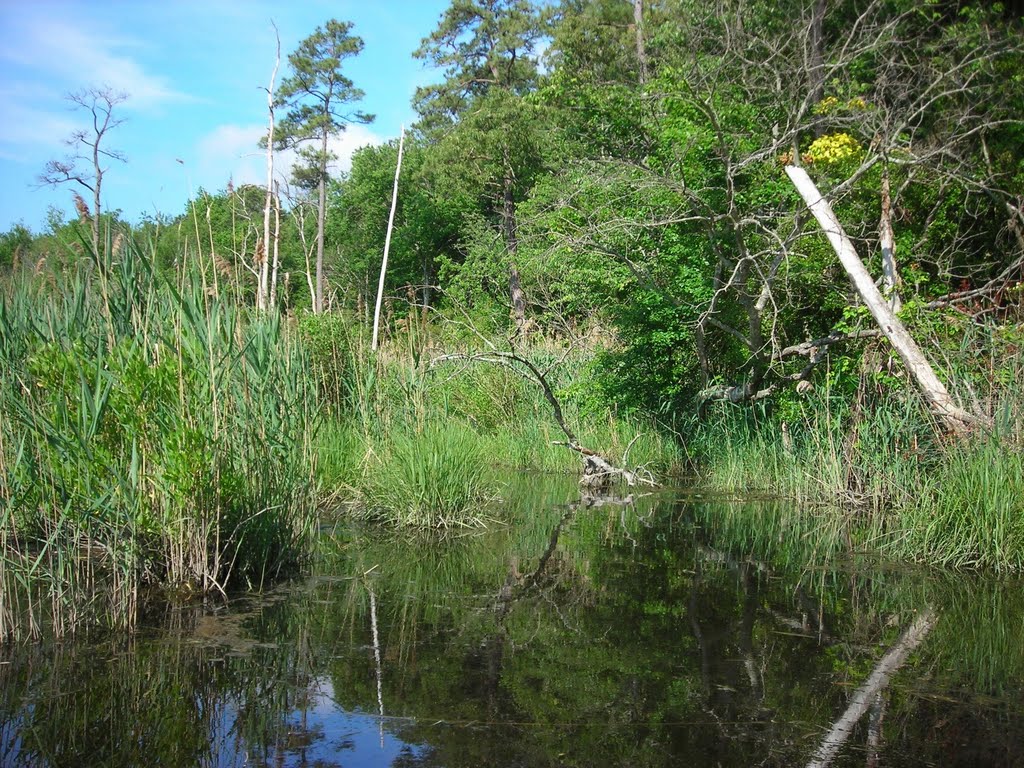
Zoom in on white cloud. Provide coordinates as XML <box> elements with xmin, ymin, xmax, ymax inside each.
<box><xmin>0</xmin><ymin>96</ymin><xmax>79</xmax><ymax>156</ymax></box>
<box><xmin>193</xmin><ymin>122</ymin><xmax>386</xmax><ymax>194</ymax></box>
<box><xmin>0</xmin><ymin>14</ymin><xmax>190</xmax><ymax>112</ymax></box>
<box><xmin>0</xmin><ymin>9</ymin><xmax>191</xmax><ymax>157</ymax></box>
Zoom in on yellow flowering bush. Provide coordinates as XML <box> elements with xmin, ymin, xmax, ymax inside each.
<box><xmin>803</xmin><ymin>132</ymin><xmax>862</xmax><ymax>165</ymax></box>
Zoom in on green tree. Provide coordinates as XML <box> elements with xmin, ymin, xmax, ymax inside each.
<box><xmin>273</xmin><ymin>19</ymin><xmax>373</xmax><ymax>314</ymax></box>
<box><xmin>0</xmin><ymin>223</ymin><xmax>34</xmax><ymax>274</ymax></box>
<box><xmin>415</xmin><ymin>0</ymin><xmax>550</xmax><ymax>330</ymax></box>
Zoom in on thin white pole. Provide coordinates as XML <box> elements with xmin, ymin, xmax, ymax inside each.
<box><xmin>372</xmin><ymin>126</ymin><xmax>406</xmax><ymax>351</ymax></box>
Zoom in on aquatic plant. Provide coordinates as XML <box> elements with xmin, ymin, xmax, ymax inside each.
<box><xmin>357</xmin><ymin>423</ymin><xmax>493</xmax><ymax>528</ymax></box>
<box><xmin>0</xmin><ymin>232</ymin><xmax>318</xmax><ymax>640</ymax></box>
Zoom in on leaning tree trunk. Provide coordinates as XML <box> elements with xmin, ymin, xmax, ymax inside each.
<box><xmin>879</xmin><ymin>166</ymin><xmax>902</xmax><ymax>312</ymax></box>
<box><xmin>786</xmin><ymin>166</ymin><xmax>981</xmax><ymax>434</ymax></box>
<box><xmin>806</xmin><ymin>609</ymin><xmax>936</xmax><ymax>768</ymax></box>
<box><xmin>372</xmin><ymin>126</ymin><xmax>406</xmax><ymax>351</ymax></box>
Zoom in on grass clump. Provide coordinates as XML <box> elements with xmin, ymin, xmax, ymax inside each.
<box><xmin>357</xmin><ymin>424</ymin><xmax>494</xmax><ymax>529</ymax></box>
<box><xmin>883</xmin><ymin>433</ymin><xmax>1024</xmax><ymax>570</ymax></box>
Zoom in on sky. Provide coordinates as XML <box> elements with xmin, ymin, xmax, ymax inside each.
<box><xmin>0</xmin><ymin>0</ymin><xmax>451</xmax><ymax>234</ymax></box>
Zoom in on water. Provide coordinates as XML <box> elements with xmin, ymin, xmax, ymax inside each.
<box><xmin>2</xmin><ymin>478</ymin><xmax>1023</xmax><ymax>767</ymax></box>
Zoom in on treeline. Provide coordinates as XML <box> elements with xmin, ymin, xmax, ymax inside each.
<box><xmin>5</xmin><ymin>0</ymin><xmax>1022</xmax><ymax>421</ymax></box>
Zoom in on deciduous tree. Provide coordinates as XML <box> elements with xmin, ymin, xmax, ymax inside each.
<box><xmin>38</xmin><ymin>87</ymin><xmax>127</xmax><ymax>258</ymax></box>
<box><xmin>415</xmin><ymin>0</ymin><xmax>550</xmax><ymax>330</ymax></box>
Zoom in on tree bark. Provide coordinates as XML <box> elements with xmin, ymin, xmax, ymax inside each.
<box><xmin>315</xmin><ymin>130</ymin><xmax>329</xmax><ymax>314</ymax></box>
<box><xmin>633</xmin><ymin>0</ymin><xmax>648</xmax><ymax>85</ymax></box>
<box><xmin>879</xmin><ymin>167</ymin><xmax>902</xmax><ymax>312</ymax></box>
<box><xmin>270</xmin><ymin>182</ymin><xmax>282</xmax><ymax>308</ymax></box>
<box><xmin>808</xmin><ymin>0</ymin><xmax>828</xmax><ymax>119</ymax></box>
<box><xmin>259</xmin><ymin>25</ymin><xmax>281</xmax><ymax>312</ymax></box>
<box><xmin>91</xmin><ymin>135</ymin><xmax>102</xmax><ymax>258</ymax></box>
<box><xmin>786</xmin><ymin>166</ymin><xmax>982</xmax><ymax>434</ymax></box>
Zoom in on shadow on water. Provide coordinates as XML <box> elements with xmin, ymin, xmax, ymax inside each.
<box><xmin>2</xmin><ymin>476</ymin><xmax>1023</xmax><ymax>767</ymax></box>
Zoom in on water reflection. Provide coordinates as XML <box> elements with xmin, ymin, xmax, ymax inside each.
<box><xmin>2</xmin><ymin>479</ymin><xmax>1023</xmax><ymax>766</ymax></box>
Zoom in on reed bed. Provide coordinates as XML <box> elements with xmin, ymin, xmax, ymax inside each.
<box><xmin>687</xmin><ymin>345</ymin><xmax>1024</xmax><ymax>571</ymax></box>
<box><xmin>0</xmin><ymin>235</ymin><xmax>317</xmax><ymax>640</ymax></box>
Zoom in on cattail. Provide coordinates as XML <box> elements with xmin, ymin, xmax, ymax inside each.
<box><xmin>72</xmin><ymin>192</ymin><xmax>91</xmax><ymax>222</ymax></box>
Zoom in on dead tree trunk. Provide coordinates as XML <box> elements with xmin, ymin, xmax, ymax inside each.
<box><xmin>786</xmin><ymin>166</ymin><xmax>982</xmax><ymax>434</ymax></box>
<box><xmin>269</xmin><ymin>182</ymin><xmax>282</xmax><ymax>307</ymax></box>
<box><xmin>431</xmin><ymin>350</ymin><xmax>655</xmax><ymax>488</ymax></box>
<box><xmin>372</xmin><ymin>126</ymin><xmax>406</xmax><ymax>351</ymax></box>
<box><xmin>259</xmin><ymin>25</ymin><xmax>281</xmax><ymax>312</ymax></box>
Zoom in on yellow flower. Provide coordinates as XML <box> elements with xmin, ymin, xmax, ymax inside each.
<box><xmin>804</xmin><ymin>132</ymin><xmax>862</xmax><ymax>165</ymax></box>
<box><xmin>813</xmin><ymin>96</ymin><xmax>840</xmax><ymax>115</ymax></box>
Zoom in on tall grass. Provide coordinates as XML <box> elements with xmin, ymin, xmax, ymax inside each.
<box><xmin>298</xmin><ymin>318</ymin><xmax>687</xmax><ymax>526</ymax></box>
<box><xmin>0</xmin><ymin>234</ymin><xmax>318</xmax><ymax>640</ymax></box>
<box><xmin>357</xmin><ymin>423</ymin><xmax>493</xmax><ymax>529</ymax></box>
<box><xmin>687</xmin><ymin>325</ymin><xmax>1024</xmax><ymax>571</ymax></box>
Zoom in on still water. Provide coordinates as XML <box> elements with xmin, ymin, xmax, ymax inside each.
<box><xmin>2</xmin><ymin>478</ymin><xmax>1023</xmax><ymax>767</ymax></box>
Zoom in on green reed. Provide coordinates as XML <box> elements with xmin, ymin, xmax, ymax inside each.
<box><xmin>356</xmin><ymin>422</ymin><xmax>494</xmax><ymax>528</ymax></box>
<box><xmin>0</xmin><ymin>233</ymin><xmax>317</xmax><ymax>640</ymax></box>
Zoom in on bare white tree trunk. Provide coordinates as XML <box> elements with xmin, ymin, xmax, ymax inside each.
<box><xmin>806</xmin><ymin>609</ymin><xmax>936</xmax><ymax>768</ymax></box>
<box><xmin>372</xmin><ymin>126</ymin><xmax>406</xmax><ymax>351</ymax></box>
<box><xmin>270</xmin><ymin>181</ymin><xmax>282</xmax><ymax>308</ymax></box>
<box><xmin>368</xmin><ymin>585</ymin><xmax>385</xmax><ymax>749</ymax></box>
<box><xmin>786</xmin><ymin>166</ymin><xmax>981</xmax><ymax>434</ymax></box>
<box><xmin>258</xmin><ymin>24</ymin><xmax>281</xmax><ymax>312</ymax></box>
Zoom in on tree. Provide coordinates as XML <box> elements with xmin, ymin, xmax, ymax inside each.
<box><xmin>414</xmin><ymin>0</ymin><xmax>550</xmax><ymax>330</ymax></box>
<box><xmin>38</xmin><ymin>87</ymin><xmax>127</xmax><ymax>258</ymax></box>
<box><xmin>0</xmin><ymin>223</ymin><xmax>33</xmax><ymax>274</ymax></box>
<box><xmin>526</xmin><ymin>0</ymin><xmax>1023</xmax><ymax>419</ymax></box>
<box><xmin>273</xmin><ymin>20</ymin><xmax>373</xmax><ymax>314</ymax></box>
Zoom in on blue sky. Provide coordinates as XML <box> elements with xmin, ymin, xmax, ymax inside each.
<box><xmin>0</xmin><ymin>0</ymin><xmax>450</xmax><ymax>233</ymax></box>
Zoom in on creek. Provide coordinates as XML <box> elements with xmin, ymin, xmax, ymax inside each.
<box><xmin>2</xmin><ymin>476</ymin><xmax>1022</xmax><ymax>767</ymax></box>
